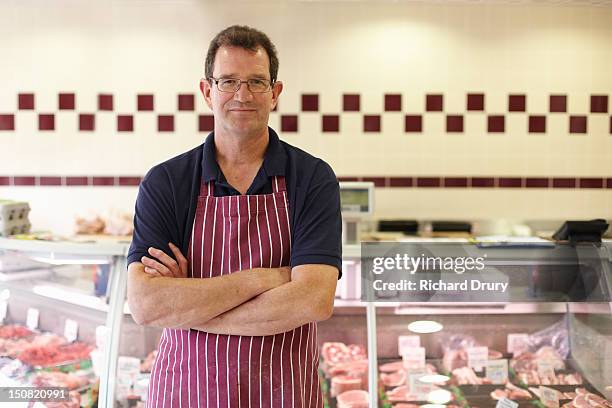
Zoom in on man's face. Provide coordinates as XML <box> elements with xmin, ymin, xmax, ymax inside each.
<box><xmin>201</xmin><ymin>45</ymin><xmax>282</xmax><ymax>138</ymax></box>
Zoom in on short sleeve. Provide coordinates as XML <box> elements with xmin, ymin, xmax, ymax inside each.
<box><xmin>127</xmin><ymin>166</ymin><xmax>181</xmax><ymax>266</ymax></box>
<box><xmin>290</xmin><ymin>161</ymin><xmax>342</xmax><ymax>278</ymax></box>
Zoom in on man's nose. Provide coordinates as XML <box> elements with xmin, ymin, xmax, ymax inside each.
<box><xmin>233</xmin><ymin>82</ymin><xmax>254</xmax><ymax>101</ymax></box>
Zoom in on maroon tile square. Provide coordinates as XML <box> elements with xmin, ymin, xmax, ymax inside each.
<box><xmin>39</xmin><ymin>114</ymin><xmax>55</xmax><ymax>131</ymax></box>
<box><xmin>607</xmin><ymin>178</ymin><xmax>612</xmax><ymax>189</ymax></box>
<box><xmin>0</xmin><ymin>114</ymin><xmax>15</xmax><ymax>131</ymax></box>
<box><xmin>579</xmin><ymin>178</ymin><xmax>603</xmax><ymax>188</ymax></box>
<box><xmin>498</xmin><ymin>177</ymin><xmax>523</xmax><ymax>188</ymax></box>
<box><xmin>444</xmin><ymin>177</ymin><xmax>468</xmax><ymax>187</ymax></box>
<box><xmin>178</xmin><ymin>94</ymin><xmax>195</xmax><ymax>111</ymax></box>
<box><xmin>301</xmin><ymin>94</ymin><xmax>318</xmax><ymax>112</ymax></box>
<box><xmin>66</xmin><ymin>176</ymin><xmax>89</xmax><ymax>186</ymax></box>
<box><xmin>18</xmin><ymin>93</ymin><xmax>35</xmax><ymax>110</ymax></box>
<box><xmin>0</xmin><ymin>177</ymin><xmax>10</xmax><ymax>186</ymax></box>
<box><xmin>337</xmin><ymin>177</ymin><xmax>359</xmax><ymax>182</ymax></box>
<box><xmin>446</xmin><ymin>115</ymin><xmax>463</xmax><ymax>133</ymax></box>
<box><xmin>529</xmin><ymin>116</ymin><xmax>546</xmax><ymax>133</ymax></box>
<box><xmin>137</xmin><ymin>94</ymin><xmax>154</xmax><ymax>111</ymax></box>
<box><xmin>158</xmin><ymin>115</ymin><xmax>174</xmax><ymax>132</ymax></box>
<box><xmin>569</xmin><ymin>116</ymin><xmax>587</xmax><ymax>133</ymax></box>
<box><xmin>322</xmin><ymin>115</ymin><xmax>339</xmax><ymax>132</ymax></box>
<box><xmin>363</xmin><ymin>115</ymin><xmax>381</xmax><ymax>132</ymax></box>
<box><xmin>198</xmin><ymin>115</ymin><xmax>214</xmax><ymax>132</ymax></box>
<box><xmin>426</xmin><ymin>94</ymin><xmax>443</xmax><ymax>112</ymax></box>
<box><xmin>590</xmin><ymin>95</ymin><xmax>608</xmax><ymax>113</ymax></box>
<box><xmin>40</xmin><ymin>176</ymin><xmax>62</xmax><ymax>186</ymax></box>
<box><xmin>487</xmin><ymin>115</ymin><xmax>505</xmax><ymax>133</ymax></box>
<box><xmin>405</xmin><ymin>115</ymin><xmax>422</xmax><ymax>133</ymax></box>
<box><xmin>549</xmin><ymin>95</ymin><xmax>567</xmax><ymax>113</ymax></box>
<box><xmin>98</xmin><ymin>94</ymin><xmax>113</xmax><ymax>111</ymax></box>
<box><xmin>417</xmin><ymin>177</ymin><xmax>441</xmax><ymax>187</ymax></box>
<box><xmin>389</xmin><ymin>177</ymin><xmax>413</xmax><ymax>187</ymax></box>
<box><xmin>14</xmin><ymin>176</ymin><xmax>35</xmax><ymax>186</ymax></box>
<box><xmin>118</xmin><ymin>177</ymin><xmax>142</xmax><ymax>186</ymax></box>
<box><xmin>552</xmin><ymin>178</ymin><xmax>576</xmax><ymax>188</ymax></box>
<box><xmin>117</xmin><ymin>115</ymin><xmax>134</xmax><ymax>132</ymax></box>
<box><xmin>58</xmin><ymin>93</ymin><xmax>75</xmax><ymax>110</ymax></box>
<box><xmin>362</xmin><ymin>177</ymin><xmax>386</xmax><ymax>187</ymax></box>
<box><xmin>525</xmin><ymin>178</ymin><xmax>549</xmax><ymax>188</ymax></box>
<box><xmin>343</xmin><ymin>94</ymin><xmax>360</xmax><ymax>112</ymax></box>
<box><xmin>471</xmin><ymin>177</ymin><xmax>495</xmax><ymax>188</ymax></box>
<box><xmin>508</xmin><ymin>94</ymin><xmax>526</xmax><ymax>112</ymax></box>
<box><xmin>384</xmin><ymin>94</ymin><xmax>402</xmax><ymax>111</ymax></box>
<box><xmin>467</xmin><ymin>93</ymin><xmax>485</xmax><ymax>111</ymax></box>
<box><xmin>79</xmin><ymin>114</ymin><xmax>95</xmax><ymax>131</ymax></box>
<box><xmin>281</xmin><ymin>115</ymin><xmax>298</xmax><ymax>132</ymax></box>
<box><xmin>93</xmin><ymin>177</ymin><xmax>115</xmax><ymax>186</ymax></box>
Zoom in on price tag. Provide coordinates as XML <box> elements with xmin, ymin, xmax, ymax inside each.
<box><xmin>398</xmin><ymin>335</ymin><xmax>421</xmax><ymax>356</ymax></box>
<box><xmin>496</xmin><ymin>397</ymin><xmax>519</xmax><ymax>408</ymax></box>
<box><xmin>537</xmin><ymin>360</ymin><xmax>556</xmax><ymax>379</ymax></box>
<box><xmin>64</xmin><ymin>319</ymin><xmax>78</xmax><ymax>342</ymax></box>
<box><xmin>117</xmin><ymin>356</ymin><xmax>141</xmax><ymax>387</ymax></box>
<box><xmin>402</xmin><ymin>347</ymin><xmax>426</xmax><ymax>372</ymax></box>
<box><xmin>95</xmin><ymin>325</ymin><xmax>108</xmax><ymax>350</ymax></box>
<box><xmin>539</xmin><ymin>386</ymin><xmax>560</xmax><ymax>408</ymax></box>
<box><xmin>0</xmin><ymin>301</ymin><xmax>7</xmax><ymax>323</ymax></box>
<box><xmin>486</xmin><ymin>359</ymin><xmax>508</xmax><ymax>384</ymax></box>
<box><xmin>507</xmin><ymin>333</ymin><xmax>529</xmax><ymax>356</ymax></box>
<box><xmin>408</xmin><ymin>371</ymin><xmax>434</xmax><ymax>399</ymax></box>
<box><xmin>467</xmin><ymin>346</ymin><xmax>488</xmax><ymax>371</ymax></box>
<box><xmin>26</xmin><ymin>307</ymin><xmax>39</xmax><ymax>330</ymax></box>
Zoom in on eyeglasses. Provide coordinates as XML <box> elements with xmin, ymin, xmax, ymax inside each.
<box><xmin>208</xmin><ymin>77</ymin><xmax>273</xmax><ymax>93</ymax></box>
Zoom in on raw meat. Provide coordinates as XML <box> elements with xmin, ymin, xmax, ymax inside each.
<box><xmin>31</xmin><ymin>371</ymin><xmax>89</xmax><ymax>390</ymax></box>
<box><xmin>380</xmin><ymin>361</ymin><xmax>404</xmax><ymax>373</ymax></box>
<box><xmin>336</xmin><ymin>389</ymin><xmax>369</xmax><ymax>408</ymax></box>
<box><xmin>380</xmin><ymin>370</ymin><xmax>406</xmax><ymax>387</ymax></box>
<box><xmin>331</xmin><ymin>375</ymin><xmax>362</xmax><ymax>397</ymax></box>
<box><xmin>0</xmin><ymin>325</ymin><xmax>33</xmax><ymax>339</ymax></box>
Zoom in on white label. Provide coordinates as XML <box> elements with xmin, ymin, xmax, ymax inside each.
<box><xmin>402</xmin><ymin>347</ymin><xmax>426</xmax><ymax>372</ymax></box>
<box><xmin>64</xmin><ymin>319</ymin><xmax>78</xmax><ymax>342</ymax></box>
<box><xmin>95</xmin><ymin>325</ymin><xmax>108</xmax><ymax>350</ymax></box>
<box><xmin>486</xmin><ymin>359</ymin><xmax>508</xmax><ymax>384</ymax></box>
<box><xmin>539</xmin><ymin>386</ymin><xmax>560</xmax><ymax>408</ymax></box>
<box><xmin>496</xmin><ymin>397</ymin><xmax>519</xmax><ymax>408</ymax></box>
<box><xmin>467</xmin><ymin>346</ymin><xmax>488</xmax><ymax>371</ymax></box>
<box><xmin>0</xmin><ymin>301</ymin><xmax>7</xmax><ymax>323</ymax></box>
<box><xmin>398</xmin><ymin>335</ymin><xmax>421</xmax><ymax>356</ymax></box>
<box><xmin>117</xmin><ymin>356</ymin><xmax>141</xmax><ymax>387</ymax></box>
<box><xmin>26</xmin><ymin>307</ymin><xmax>39</xmax><ymax>330</ymax></box>
<box><xmin>408</xmin><ymin>371</ymin><xmax>434</xmax><ymax>399</ymax></box>
<box><xmin>507</xmin><ymin>333</ymin><xmax>529</xmax><ymax>356</ymax></box>
<box><xmin>537</xmin><ymin>360</ymin><xmax>556</xmax><ymax>379</ymax></box>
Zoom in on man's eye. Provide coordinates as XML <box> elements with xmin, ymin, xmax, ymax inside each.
<box><xmin>221</xmin><ymin>79</ymin><xmax>239</xmax><ymax>86</ymax></box>
<box><xmin>249</xmin><ymin>79</ymin><xmax>265</xmax><ymax>86</ymax></box>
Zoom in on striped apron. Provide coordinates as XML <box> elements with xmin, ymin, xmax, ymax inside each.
<box><xmin>147</xmin><ymin>176</ymin><xmax>322</xmax><ymax>408</ymax></box>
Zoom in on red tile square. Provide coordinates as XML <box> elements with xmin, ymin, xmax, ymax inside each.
<box><xmin>58</xmin><ymin>93</ymin><xmax>75</xmax><ymax>110</ymax></box>
<box><xmin>405</xmin><ymin>115</ymin><xmax>422</xmax><ymax>133</ymax></box>
<box><xmin>590</xmin><ymin>95</ymin><xmax>608</xmax><ymax>113</ymax></box>
<box><xmin>93</xmin><ymin>177</ymin><xmax>115</xmax><ymax>186</ymax></box>
<box><xmin>362</xmin><ymin>177</ymin><xmax>386</xmax><ymax>187</ymax></box>
<box><xmin>40</xmin><ymin>176</ymin><xmax>62</xmax><ymax>186</ymax></box>
<box><xmin>525</xmin><ymin>178</ymin><xmax>549</xmax><ymax>188</ymax></box>
<box><xmin>0</xmin><ymin>114</ymin><xmax>15</xmax><ymax>131</ymax></box>
<box><xmin>117</xmin><ymin>115</ymin><xmax>133</xmax><ymax>132</ymax></box>
<box><xmin>471</xmin><ymin>177</ymin><xmax>495</xmax><ymax>188</ymax></box>
<box><xmin>426</xmin><ymin>94</ymin><xmax>443</xmax><ymax>112</ymax></box>
<box><xmin>446</xmin><ymin>115</ymin><xmax>463</xmax><ymax>132</ymax></box>
<box><xmin>417</xmin><ymin>177</ymin><xmax>441</xmax><ymax>187</ymax></box>
<box><xmin>118</xmin><ymin>177</ymin><xmax>141</xmax><ymax>186</ymax></box>
<box><xmin>529</xmin><ymin>116</ymin><xmax>546</xmax><ymax>133</ymax></box>
<box><xmin>98</xmin><ymin>94</ymin><xmax>113</xmax><ymax>111</ymax></box>
<box><xmin>498</xmin><ymin>177</ymin><xmax>523</xmax><ymax>188</ymax></box>
<box><xmin>579</xmin><ymin>178</ymin><xmax>603</xmax><ymax>188</ymax></box>
<box><xmin>14</xmin><ymin>176</ymin><xmax>35</xmax><ymax>186</ymax></box>
<box><xmin>552</xmin><ymin>178</ymin><xmax>576</xmax><ymax>188</ymax></box>
<box><xmin>389</xmin><ymin>177</ymin><xmax>413</xmax><ymax>187</ymax></box>
<box><xmin>384</xmin><ymin>94</ymin><xmax>402</xmax><ymax>111</ymax></box>
<box><xmin>487</xmin><ymin>115</ymin><xmax>505</xmax><ymax>133</ymax></box>
<box><xmin>39</xmin><ymin>114</ymin><xmax>55</xmax><ymax>131</ymax></box>
<box><xmin>137</xmin><ymin>94</ymin><xmax>154</xmax><ymax>111</ymax></box>
<box><xmin>322</xmin><ymin>115</ymin><xmax>339</xmax><ymax>132</ymax></box>
<box><xmin>18</xmin><ymin>93</ymin><xmax>35</xmax><ymax>110</ymax></box>
<box><xmin>301</xmin><ymin>94</ymin><xmax>318</xmax><ymax>111</ymax></box>
<box><xmin>281</xmin><ymin>115</ymin><xmax>297</xmax><ymax>132</ymax></box>
<box><xmin>569</xmin><ymin>116</ymin><xmax>587</xmax><ymax>133</ymax></box>
<box><xmin>508</xmin><ymin>94</ymin><xmax>526</xmax><ymax>112</ymax></box>
<box><xmin>0</xmin><ymin>177</ymin><xmax>10</xmax><ymax>186</ymax></box>
<box><xmin>178</xmin><ymin>94</ymin><xmax>195</xmax><ymax>111</ymax></box>
<box><xmin>66</xmin><ymin>176</ymin><xmax>89</xmax><ymax>186</ymax></box>
<box><xmin>198</xmin><ymin>115</ymin><xmax>215</xmax><ymax>132</ymax></box>
<box><xmin>549</xmin><ymin>95</ymin><xmax>567</xmax><ymax>113</ymax></box>
<box><xmin>444</xmin><ymin>177</ymin><xmax>468</xmax><ymax>187</ymax></box>
<box><xmin>79</xmin><ymin>114</ymin><xmax>95</xmax><ymax>131</ymax></box>
<box><xmin>343</xmin><ymin>94</ymin><xmax>360</xmax><ymax>112</ymax></box>
<box><xmin>607</xmin><ymin>178</ymin><xmax>612</xmax><ymax>188</ymax></box>
<box><xmin>363</xmin><ymin>115</ymin><xmax>381</xmax><ymax>132</ymax></box>
<box><xmin>467</xmin><ymin>93</ymin><xmax>485</xmax><ymax>111</ymax></box>
<box><xmin>158</xmin><ymin>115</ymin><xmax>174</xmax><ymax>132</ymax></box>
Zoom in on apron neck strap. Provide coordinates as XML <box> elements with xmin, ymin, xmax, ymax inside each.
<box><xmin>200</xmin><ymin>176</ymin><xmax>286</xmax><ymax>196</ymax></box>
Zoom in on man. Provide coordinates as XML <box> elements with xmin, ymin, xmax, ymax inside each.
<box><xmin>127</xmin><ymin>25</ymin><xmax>341</xmax><ymax>408</ymax></box>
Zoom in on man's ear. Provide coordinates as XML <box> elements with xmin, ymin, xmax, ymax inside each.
<box><xmin>200</xmin><ymin>78</ymin><xmax>213</xmax><ymax>110</ymax></box>
<box><xmin>271</xmin><ymin>81</ymin><xmax>283</xmax><ymax>110</ymax></box>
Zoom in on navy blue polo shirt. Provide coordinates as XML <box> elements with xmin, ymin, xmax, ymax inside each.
<box><xmin>127</xmin><ymin>127</ymin><xmax>342</xmax><ymax>277</ymax></box>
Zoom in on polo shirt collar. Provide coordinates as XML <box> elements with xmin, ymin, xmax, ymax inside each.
<box><xmin>201</xmin><ymin>127</ymin><xmax>287</xmax><ymax>183</ymax></box>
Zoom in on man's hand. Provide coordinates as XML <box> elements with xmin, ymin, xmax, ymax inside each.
<box><xmin>140</xmin><ymin>242</ymin><xmax>188</xmax><ymax>278</ymax></box>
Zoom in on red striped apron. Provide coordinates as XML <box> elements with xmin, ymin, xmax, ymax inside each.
<box><xmin>147</xmin><ymin>176</ymin><xmax>322</xmax><ymax>408</ymax></box>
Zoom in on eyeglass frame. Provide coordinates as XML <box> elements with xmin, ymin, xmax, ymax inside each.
<box><xmin>207</xmin><ymin>77</ymin><xmax>275</xmax><ymax>93</ymax></box>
